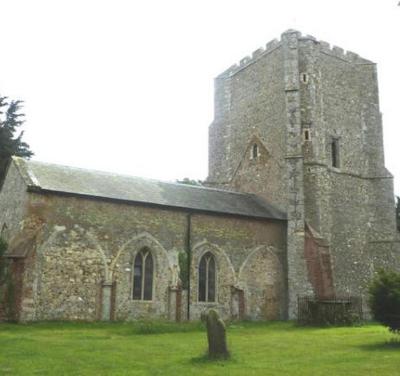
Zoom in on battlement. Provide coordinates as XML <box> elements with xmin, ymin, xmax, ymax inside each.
<box><xmin>316</xmin><ymin>38</ymin><xmax>373</xmax><ymax>64</ymax></box>
<box><xmin>217</xmin><ymin>30</ymin><xmax>374</xmax><ymax>79</ymax></box>
<box><xmin>217</xmin><ymin>38</ymin><xmax>281</xmax><ymax>78</ymax></box>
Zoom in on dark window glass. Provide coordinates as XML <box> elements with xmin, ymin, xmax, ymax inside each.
<box><xmin>252</xmin><ymin>144</ymin><xmax>259</xmax><ymax>159</ymax></box>
<box><xmin>331</xmin><ymin>139</ymin><xmax>340</xmax><ymax>168</ymax></box>
<box><xmin>132</xmin><ymin>249</ymin><xmax>153</xmax><ymax>300</ymax></box>
<box><xmin>133</xmin><ymin>253</ymin><xmax>143</xmax><ymax>300</ymax></box>
<box><xmin>208</xmin><ymin>256</ymin><xmax>216</xmax><ymax>302</ymax></box>
<box><xmin>199</xmin><ymin>256</ymin><xmax>207</xmax><ymax>302</ymax></box>
<box><xmin>144</xmin><ymin>253</ymin><xmax>153</xmax><ymax>300</ymax></box>
<box><xmin>198</xmin><ymin>252</ymin><xmax>216</xmax><ymax>302</ymax></box>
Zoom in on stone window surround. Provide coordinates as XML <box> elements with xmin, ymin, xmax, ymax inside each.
<box><xmin>301</xmin><ymin>72</ymin><xmax>309</xmax><ymax>84</ymax></box>
<box><xmin>131</xmin><ymin>247</ymin><xmax>155</xmax><ymax>302</ymax></box>
<box><xmin>330</xmin><ymin>136</ymin><xmax>341</xmax><ymax>169</ymax></box>
<box><xmin>250</xmin><ymin>143</ymin><xmax>260</xmax><ymax>160</ymax></box>
<box><xmin>303</xmin><ymin>129</ymin><xmax>311</xmax><ymax>142</ymax></box>
<box><xmin>198</xmin><ymin>251</ymin><xmax>218</xmax><ymax>303</ymax></box>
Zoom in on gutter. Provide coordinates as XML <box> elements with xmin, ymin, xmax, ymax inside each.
<box><xmin>26</xmin><ymin>186</ymin><xmax>287</xmax><ymax>222</ymax></box>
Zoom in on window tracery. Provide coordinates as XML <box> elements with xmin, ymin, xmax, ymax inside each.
<box><xmin>199</xmin><ymin>252</ymin><xmax>216</xmax><ymax>302</ymax></box>
<box><xmin>133</xmin><ymin>248</ymin><xmax>153</xmax><ymax>300</ymax></box>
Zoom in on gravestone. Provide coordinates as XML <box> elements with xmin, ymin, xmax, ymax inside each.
<box><xmin>202</xmin><ymin>309</ymin><xmax>229</xmax><ymax>359</ymax></box>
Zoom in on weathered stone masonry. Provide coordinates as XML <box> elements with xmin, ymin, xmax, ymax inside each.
<box><xmin>208</xmin><ymin>29</ymin><xmax>400</xmax><ymax>317</ymax></box>
<box><xmin>1</xmin><ymin>29</ymin><xmax>399</xmax><ymax>322</ymax></box>
<box><xmin>0</xmin><ymin>158</ymin><xmax>286</xmax><ymax>322</ymax></box>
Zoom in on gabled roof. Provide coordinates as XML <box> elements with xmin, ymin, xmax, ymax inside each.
<box><xmin>12</xmin><ymin>157</ymin><xmax>286</xmax><ymax>221</ymax></box>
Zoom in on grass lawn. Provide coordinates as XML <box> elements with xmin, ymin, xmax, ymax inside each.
<box><xmin>0</xmin><ymin>321</ymin><xmax>399</xmax><ymax>375</ymax></box>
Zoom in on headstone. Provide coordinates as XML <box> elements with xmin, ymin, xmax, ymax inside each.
<box><xmin>202</xmin><ymin>309</ymin><xmax>229</xmax><ymax>359</ymax></box>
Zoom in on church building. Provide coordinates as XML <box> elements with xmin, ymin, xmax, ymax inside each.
<box><xmin>0</xmin><ymin>30</ymin><xmax>399</xmax><ymax>322</ymax></box>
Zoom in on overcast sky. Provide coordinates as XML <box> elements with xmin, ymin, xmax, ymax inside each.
<box><xmin>1</xmin><ymin>0</ymin><xmax>399</xmax><ymax>194</ymax></box>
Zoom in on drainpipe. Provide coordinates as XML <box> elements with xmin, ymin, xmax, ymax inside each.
<box><xmin>186</xmin><ymin>213</ymin><xmax>192</xmax><ymax>320</ymax></box>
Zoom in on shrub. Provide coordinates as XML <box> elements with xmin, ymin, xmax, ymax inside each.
<box><xmin>369</xmin><ymin>269</ymin><xmax>400</xmax><ymax>333</ymax></box>
<box><xmin>0</xmin><ymin>237</ymin><xmax>17</xmax><ymax>321</ymax></box>
<box><xmin>133</xmin><ymin>320</ymin><xmax>203</xmax><ymax>335</ymax></box>
<box><xmin>178</xmin><ymin>251</ymin><xmax>189</xmax><ymax>289</ymax></box>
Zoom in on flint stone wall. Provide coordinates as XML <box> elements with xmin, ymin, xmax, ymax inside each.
<box><xmin>302</xmin><ymin>41</ymin><xmax>400</xmax><ymax>312</ymax></box>
<box><xmin>3</xmin><ymin>191</ymin><xmax>286</xmax><ymax>322</ymax></box>
<box><xmin>208</xmin><ymin>43</ymin><xmax>287</xmax><ymax>212</ymax></box>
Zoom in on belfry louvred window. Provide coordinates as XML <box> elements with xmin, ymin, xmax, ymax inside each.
<box><xmin>132</xmin><ymin>248</ymin><xmax>153</xmax><ymax>300</ymax></box>
<box><xmin>198</xmin><ymin>252</ymin><xmax>216</xmax><ymax>302</ymax></box>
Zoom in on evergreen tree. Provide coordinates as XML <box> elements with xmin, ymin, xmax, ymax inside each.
<box><xmin>176</xmin><ymin>178</ymin><xmax>203</xmax><ymax>186</ymax></box>
<box><xmin>0</xmin><ymin>96</ymin><xmax>33</xmax><ymax>185</ymax></box>
<box><xmin>369</xmin><ymin>269</ymin><xmax>400</xmax><ymax>333</ymax></box>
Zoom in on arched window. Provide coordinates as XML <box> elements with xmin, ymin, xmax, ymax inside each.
<box><xmin>198</xmin><ymin>252</ymin><xmax>216</xmax><ymax>302</ymax></box>
<box><xmin>132</xmin><ymin>248</ymin><xmax>153</xmax><ymax>300</ymax></box>
<box><xmin>251</xmin><ymin>143</ymin><xmax>259</xmax><ymax>159</ymax></box>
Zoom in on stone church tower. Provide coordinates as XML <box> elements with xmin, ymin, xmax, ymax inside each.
<box><xmin>0</xmin><ymin>29</ymin><xmax>398</xmax><ymax>322</ymax></box>
<box><xmin>208</xmin><ymin>29</ymin><xmax>399</xmax><ymax>318</ymax></box>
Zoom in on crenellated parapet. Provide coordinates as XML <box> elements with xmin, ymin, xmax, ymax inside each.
<box><xmin>217</xmin><ymin>30</ymin><xmax>374</xmax><ymax>79</ymax></box>
<box><xmin>217</xmin><ymin>38</ymin><xmax>281</xmax><ymax>78</ymax></box>
<box><xmin>316</xmin><ymin>39</ymin><xmax>373</xmax><ymax>64</ymax></box>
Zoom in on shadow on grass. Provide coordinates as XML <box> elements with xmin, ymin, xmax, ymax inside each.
<box><xmin>190</xmin><ymin>353</ymin><xmax>233</xmax><ymax>365</ymax></box>
<box><xmin>359</xmin><ymin>338</ymin><xmax>400</xmax><ymax>352</ymax></box>
<box><xmin>0</xmin><ymin>320</ymin><xmax>205</xmax><ymax>336</ymax></box>
<box><xmin>0</xmin><ymin>319</ymin><xmax>312</xmax><ymax>336</ymax></box>
<box><xmin>294</xmin><ymin>320</ymin><xmax>366</xmax><ymax>330</ymax></box>
<box><xmin>121</xmin><ymin>320</ymin><xmax>205</xmax><ymax>335</ymax></box>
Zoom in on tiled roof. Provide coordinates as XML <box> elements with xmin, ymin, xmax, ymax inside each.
<box><xmin>13</xmin><ymin>157</ymin><xmax>286</xmax><ymax>220</ymax></box>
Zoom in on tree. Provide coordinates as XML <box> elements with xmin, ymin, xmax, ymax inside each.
<box><xmin>369</xmin><ymin>269</ymin><xmax>400</xmax><ymax>333</ymax></box>
<box><xmin>396</xmin><ymin>196</ymin><xmax>400</xmax><ymax>232</ymax></box>
<box><xmin>0</xmin><ymin>96</ymin><xmax>33</xmax><ymax>184</ymax></box>
<box><xmin>176</xmin><ymin>178</ymin><xmax>203</xmax><ymax>186</ymax></box>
